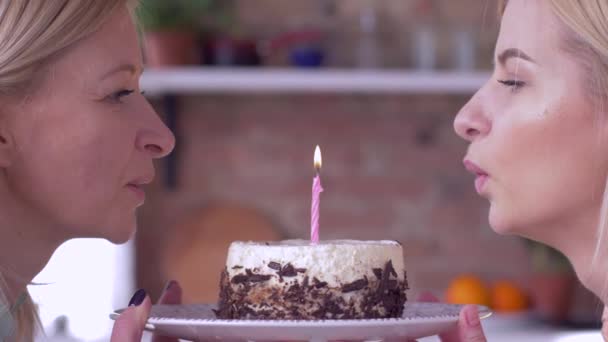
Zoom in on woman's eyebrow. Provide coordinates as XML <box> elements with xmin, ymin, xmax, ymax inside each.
<box><xmin>497</xmin><ymin>48</ymin><xmax>537</xmax><ymax>66</ymax></box>
<box><xmin>100</xmin><ymin>63</ymin><xmax>141</xmax><ymax>80</ymax></box>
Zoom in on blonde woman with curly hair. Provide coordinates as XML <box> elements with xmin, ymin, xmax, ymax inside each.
<box><xmin>0</xmin><ymin>1</ymin><xmax>178</xmax><ymax>341</ymax></box>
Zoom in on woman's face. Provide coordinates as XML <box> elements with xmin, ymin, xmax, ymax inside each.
<box><xmin>454</xmin><ymin>0</ymin><xmax>608</xmax><ymax>239</ymax></box>
<box><xmin>1</xmin><ymin>7</ymin><xmax>174</xmax><ymax>243</ymax></box>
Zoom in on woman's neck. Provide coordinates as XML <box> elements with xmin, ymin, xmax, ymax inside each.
<box><xmin>541</xmin><ymin>203</ymin><xmax>608</xmax><ymax>304</ymax></box>
<box><xmin>0</xmin><ymin>182</ymin><xmax>63</xmax><ymax>306</ymax></box>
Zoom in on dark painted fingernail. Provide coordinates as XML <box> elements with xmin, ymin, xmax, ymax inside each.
<box><xmin>128</xmin><ymin>289</ymin><xmax>146</xmax><ymax>307</ymax></box>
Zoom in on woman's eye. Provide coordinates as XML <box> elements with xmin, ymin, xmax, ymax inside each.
<box><xmin>107</xmin><ymin>89</ymin><xmax>135</xmax><ymax>103</ymax></box>
<box><xmin>497</xmin><ymin>79</ymin><xmax>526</xmax><ymax>91</ymax></box>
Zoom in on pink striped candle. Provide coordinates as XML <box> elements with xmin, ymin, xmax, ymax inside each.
<box><xmin>311</xmin><ymin>145</ymin><xmax>323</xmax><ymax>244</ymax></box>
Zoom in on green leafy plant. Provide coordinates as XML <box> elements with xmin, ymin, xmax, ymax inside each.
<box><xmin>137</xmin><ymin>0</ymin><xmax>215</xmax><ymax>31</ymax></box>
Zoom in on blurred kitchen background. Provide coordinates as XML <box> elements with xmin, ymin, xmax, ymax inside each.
<box><xmin>31</xmin><ymin>0</ymin><xmax>604</xmax><ymax>341</ymax></box>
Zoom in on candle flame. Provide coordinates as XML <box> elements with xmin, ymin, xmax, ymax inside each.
<box><xmin>314</xmin><ymin>145</ymin><xmax>322</xmax><ymax>169</ymax></box>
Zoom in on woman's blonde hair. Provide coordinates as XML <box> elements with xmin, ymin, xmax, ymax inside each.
<box><xmin>0</xmin><ymin>1</ymin><xmax>138</xmax><ymax>340</ymax></box>
<box><xmin>0</xmin><ymin>0</ymin><xmax>139</xmax><ymax>95</ymax></box>
<box><xmin>498</xmin><ymin>0</ymin><xmax>608</xmax><ymax>102</ymax></box>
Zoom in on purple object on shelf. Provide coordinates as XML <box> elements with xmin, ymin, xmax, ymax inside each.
<box><xmin>290</xmin><ymin>45</ymin><xmax>325</xmax><ymax>68</ymax></box>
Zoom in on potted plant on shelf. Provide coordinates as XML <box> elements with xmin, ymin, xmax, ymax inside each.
<box><xmin>137</xmin><ymin>0</ymin><xmax>211</xmax><ymax>67</ymax></box>
<box><xmin>525</xmin><ymin>239</ymin><xmax>577</xmax><ymax>324</ymax></box>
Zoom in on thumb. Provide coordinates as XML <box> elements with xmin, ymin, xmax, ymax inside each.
<box><xmin>152</xmin><ymin>281</ymin><xmax>183</xmax><ymax>342</ymax></box>
<box><xmin>111</xmin><ymin>289</ymin><xmax>152</xmax><ymax>342</ymax></box>
<box><xmin>157</xmin><ymin>280</ymin><xmax>182</xmax><ymax>305</ymax></box>
<box><xmin>457</xmin><ymin>305</ymin><xmax>487</xmax><ymax>342</ymax></box>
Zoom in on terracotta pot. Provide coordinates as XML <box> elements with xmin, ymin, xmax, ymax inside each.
<box><xmin>143</xmin><ymin>30</ymin><xmax>198</xmax><ymax>68</ymax></box>
<box><xmin>529</xmin><ymin>273</ymin><xmax>577</xmax><ymax>323</ymax></box>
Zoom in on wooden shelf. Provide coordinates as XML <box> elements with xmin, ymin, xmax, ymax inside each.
<box><xmin>140</xmin><ymin>67</ymin><xmax>490</xmax><ymax>95</ymax></box>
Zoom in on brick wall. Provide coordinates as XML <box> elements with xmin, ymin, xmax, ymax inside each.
<box><xmin>137</xmin><ymin>94</ymin><xmax>533</xmax><ymax>301</ymax></box>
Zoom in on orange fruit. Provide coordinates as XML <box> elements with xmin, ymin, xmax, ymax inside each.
<box><xmin>491</xmin><ymin>280</ymin><xmax>529</xmax><ymax>312</ymax></box>
<box><xmin>445</xmin><ymin>275</ymin><xmax>491</xmax><ymax>307</ymax></box>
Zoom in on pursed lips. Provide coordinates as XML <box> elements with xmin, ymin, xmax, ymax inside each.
<box><xmin>463</xmin><ymin>159</ymin><xmax>489</xmax><ymax>194</ymax></box>
<box><xmin>125</xmin><ymin>173</ymin><xmax>154</xmax><ymax>203</ymax></box>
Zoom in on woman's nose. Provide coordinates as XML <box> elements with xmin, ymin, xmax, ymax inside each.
<box><xmin>454</xmin><ymin>92</ymin><xmax>491</xmax><ymax>142</ymax></box>
<box><xmin>136</xmin><ymin>109</ymin><xmax>176</xmax><ymax>159</ymax></box>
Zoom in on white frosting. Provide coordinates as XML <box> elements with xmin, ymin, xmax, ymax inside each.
<box><xmin>225</xmin><ymin>239</ymin><xmax>405</xmax><ymax>287</ymax></box>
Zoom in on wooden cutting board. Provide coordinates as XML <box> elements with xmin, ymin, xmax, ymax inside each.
<box><xmin>161</xmin><ymin>203</ymin><xmax>283</xmax><ymax>303</ymax></box>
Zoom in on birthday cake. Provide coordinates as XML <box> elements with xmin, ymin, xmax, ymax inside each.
<box><xmin>215</xmin><ymin>239</ymin><xmax>408</xmax><ymax>320</ymax></box>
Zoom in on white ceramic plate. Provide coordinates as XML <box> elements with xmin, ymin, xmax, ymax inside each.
<box><xmin>110</xmin><ymin>302</ymin><xmax>492</xmax><ymax>341</ymax></box>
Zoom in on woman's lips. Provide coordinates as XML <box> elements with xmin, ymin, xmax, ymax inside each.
<box><xmin>463</xmin><ymin>160</ymin><xmax>489</xmax><ymax>194</ymax></box>
<box><xmin>126</xmin><ymin>183</ymin><xmax>145</xmax><ymax>203</ymax></box>
<box><xmin>474</xmin><ymin>175</ymin><xmax>489</xmax><ymax>194</ymax></box>
<box><xmin>126</xmin><ymin>173</ymin><xmax>153</xmax><ymax>204</ymax></box>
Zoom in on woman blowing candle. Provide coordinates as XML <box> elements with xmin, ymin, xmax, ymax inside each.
<box><xmin>434</xmin><ymin>0</ymin><xmax>608</xmax><ymax>341</ymax></box>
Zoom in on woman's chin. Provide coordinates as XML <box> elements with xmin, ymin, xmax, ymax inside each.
<box><xmin>102</xmin><ymin>218</ymin><xmax>137</xmax><ymax>244</ymax></box>
<box><xmin>488</xmin><ymin>205</ymin><xmax>518</xmax><ymax>235</ymax></box>
<box><xmin>105</xmin><ymin>228</ymin><xmax>135</xmax><ymax>244</ymax></box>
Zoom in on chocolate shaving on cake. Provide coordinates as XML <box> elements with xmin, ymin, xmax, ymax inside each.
<box><xmin>387</xmin><ymin>260</ymin><xmax>398</xmax><ymax>277</ymax></box>
<box><xmin>230</xmin><ymin>274</ymin><xmax>249</xmax><ymax>284</ymax></box>
<box><xmin>315</xmin><ymin>282</ymin><xmax>328</xmax><ymax>289</ymax></box>
<box><xmin>249</xmin><ymin>273</ymin><xmax>272</xmax><ymax>283</ymax></box>
<box><xmin>232</xmin><ymin>265</ymin><xmax>243</xmax><ymax>270</ymax></box>
<box><xmin>296</xmin><ymin>268</ymin><xmax>307</xmax><ymax>273</ymax></box>
<box><xmin>373</xmin><ymin>268</ymin><xmax>383</xmax><ymax>280</ymax></box>
<box><xmin>246</xmin><ymin>269</ymin><xmax>272</xmax><ymax>283</ymax></box>
<box><xmin>342</xmin><ymin>276</ymin><xmax>369</xmax><ymax>293</ymax></box>
<box><xmin>216</xmin><ymin>260</ymin><xmax>408</xmax><ymax>321</ymax></box>
<box><xmin>268</xmin><ymin>262</ymin><xmax>281</xmax><ymax>271</ymax></box>
<box><xmin>312</xmin><ymin>277</ymin><xmax>328</xmax><ymax>289</ymax></box>
<box><xmin>231</xmin><ymin>269</ymin><xmax>272</xmax><ymax>284</ymax></box>
<box><xmin>376</xmin><ymin>261</ymin><xmax>392</xmax><ymax>295</ymax></box>
<box><xmin>284</xmin><ymin>283</ymin><xmax>303</xmax><ymax>302</ymax></box>
<box><xmin>285</xmin><ymin>283</ymin><xmax>308</xmax><ymax>306</ymax></box>
<box><xmin>279</xmin><ymin>263</ymin><xmax>298</xmax><ymax>277</ymax></box>
<box><xmin>302</xmin><ymin>276</ymin><xmax>310</xmax><ymax>288</ymax></box>
<box><xmin>325</xmin><ymin>296</ymin><xmax>347</xmax><ymax>317</ymax></box>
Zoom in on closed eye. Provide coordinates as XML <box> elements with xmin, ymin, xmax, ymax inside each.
<box><xmin>107</xmin><ymin>89</ymin><xmax>135</xmax><ymax>103</ymax></box>
<box><xmin>497</xmin><ymin>79</ymin><xmax>526</xmax><ymax>92</ymax></box>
